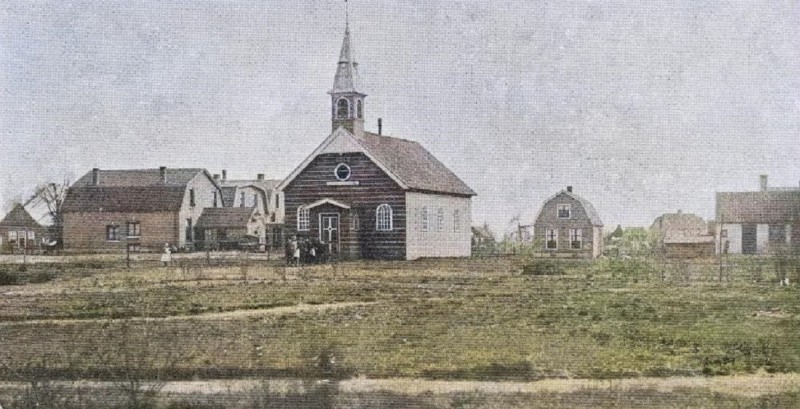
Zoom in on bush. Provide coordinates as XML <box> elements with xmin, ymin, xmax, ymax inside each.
<box><xmin>0</xmin><ymin>269</ymin><xmax>18</xmax><ymax>285</ymax></box>
<box><xmin>521</xmin><ymin>260</ymin><xmax>565</xmax><ymax>276</ymax></box>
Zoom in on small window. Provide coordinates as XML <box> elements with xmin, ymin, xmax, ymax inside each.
<box><xmin>334</xmin><ymin>163</ymin><xmax>351</xmax><ymax>181</ymax></box>
<box><xmin>720</xmin><ymin>229</ymin><xmax>728</xmax><ymax>238</ymax></box>
<box><xmin>240</xmin><ymin>191</ymin><xmax>246</xmax><ymax>208</ymax></box>
<box><xmin>127</xmin><ymin>243</ymin><xmax>141</xmax><ymax>253</ymax></box>
<box><xmin>557</xmin><ymin>204</ymin><xmax>571</xmax><ymax>219</ymax></box>
<box><xmin>189</xmin><ymin>189</ymin><xmax>196</xmax><ymax>207</ymax></box>
<box><xmin>253</xmin><ymin>193</ymin><xmax>258</xmax><ymax>208</ymax></box>
<box><xmin>127</xmin><ymin>222</ymin><xmax>141</xmax><ymax>238</ymax></box>
<box><xmin>437</xmin><ymin>208</ymin><xmax>444</xmax><ymax>232</ymax></box>
<box><xmin>275</xmin><ymin>193</ymin><xmax>280</xmax><ymax>209</ymax></box>
<box><xmin>570</xmin><ymin>228</ymin><xmax>582</xmax><ymax>249</ymax></box>
<box><xmin>336</xmin><ymin>97</ymin><xmax>350</xmax><ymax>118</ymax></box>
<box><xmin>350</xmin><ymin>212</ymin><xmax>360</xmax><ymax>231</ymax></box>
<box><xmin>8</xmin><ymin>231</ymin><xmax>17</xmax><ymax>241</ymax></box>
<box><xmin>106</xmin><ymin>225</ymin><xmax>119</xmax><ymax>241</ymax></box>
<box><xmin>356</xmin><ymin>99</ymin><xmax>363</xmax><ymax>119</ymax></box>
<box><xmin>27</xmin><ymin>231</ymin><xmax>35</xmax><ymax>240</ymax></box>
<box><xmin>185</xmin><ymin>218</ymin><xmax>194</xmax><ymax>242</ymax></box>
<box><xmin>453</xmin><ymin>210</ymin><xmax>461</xmax><ymax>232</ymax></box>
<box><xmin>297</xmin><ymin>206</ymin><xmax>310</xmax><ymax>231</ymax></box>
<box><xmin>546</xmin><ymin>229</ymin><xmax>558</xmax><ymax>250</ymax></box>
<box><xmin>213</xmin><ymin>191</ymin><xmax>218</xmax><ymax>208</ymax></box>
<box><xmin>421</xmin><ymin>207</ymin><xmax>429</xmax><ymax>232</ymax></box>
<box><xmin>376</xmin><ymin>204</ymin><xmax>393</xmax><ymax>231</ymax></box>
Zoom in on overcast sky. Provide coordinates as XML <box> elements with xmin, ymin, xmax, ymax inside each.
<box><xmin>1</xmin><ymin>0</ymin><xmax>799</xmax><ymax>234</ymax></box>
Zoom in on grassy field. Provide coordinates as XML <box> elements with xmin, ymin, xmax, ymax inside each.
<box><xmin>0</xmin><ymin>255</ymin><xmax>798</xmax><ymax>407</ymax></box>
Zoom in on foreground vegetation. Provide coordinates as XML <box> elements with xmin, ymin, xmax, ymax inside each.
<box><xmin>0</xmin><ymin>255</ymin><xmax>798</xmax><ymax>407</ymax></box>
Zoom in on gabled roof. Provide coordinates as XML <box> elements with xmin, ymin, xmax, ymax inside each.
<box><xmin>62</xmin><ymin>186</ymin><xmax>188</xmax><ymax>213</ymax></box>
<box><xmin>278</xmin><ymin>127</ymin><xmax>476</xmax><ymax>197</ymax></box>
<box><xmin>306</xmin><ymin>198</ymin><xmax>351</xmax><ymax>210</ymax></box>
<box><xmin>651</xmin><ymin>212</ymin><xmax>708</xmax><ymax>232</ymax></box>
<box><xmin>73</xmin><ymin>168</ymin><xmax>207</xmax><ymax>187</ymax></box>
<box><xmin>716</xmin><ymin>191</ymin><xmax>800</xmax><ymax>223</ymax></box>
<box><xmin>533</xmin><ymin>190</ymin><xmax>603</xmax><ymax>226</ymax></box>
<box><xmin>0</xmin><ymin>204</ymin><xmax>43</xmax><ymax>229</ymax></box>
<box><xmin>220</xmin><ymin>186</ymin><xmax>238</xmax><ymax>208</ymax></box>
<box><xmin>64</xmin><ymin>168</ymin><xmax>214</xmax><ymax>213</ymax></box>
<box><xmin>196</xmin><ymin>207</ymin><xmax>257</xmax><ymax>229</ymax></box>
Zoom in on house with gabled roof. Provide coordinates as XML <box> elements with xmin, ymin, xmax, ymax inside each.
<box><xmin>650</xmin><ymin>211</ymin><xmax>715</xmax><ymax>258</ymax></box>
<box><xmin>213</xmin><ymin>171</ymin><xmax>285</xmax><ymax>249</ymax></box>
<box><xmin>0</xmin><ymin>204</ymin><xmax>48</xmax><ymax>253</ymax></box>
<box><xmin>715</xmin><ymin>175</ymin><xmax>799</xmax><ymax>255</ymax></box>
<box><xmin>62</xmin><ymin>167</ymin><xmax>222</xmax><ymax>252</ymax></box>
<box><xmin>533</xmin><ymin>186</ymin><xmax>604</xmax><ymax>258</ymax></box>
<box><xmin>277</xmin><ymin>23</ymin><xmax>475</xmax><ymax>260</ymax></box>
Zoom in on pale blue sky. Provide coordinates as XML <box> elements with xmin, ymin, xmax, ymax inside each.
<box><xmin>1</xmin><ymin>0</ymin><xmax>799</xmax><ymax>233</ymax></box>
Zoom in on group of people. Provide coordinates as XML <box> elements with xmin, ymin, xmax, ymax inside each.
<box><xmin>286</xmin><ymin>236</ymin><xmax>327</xmax><ymax>266</ymax></box>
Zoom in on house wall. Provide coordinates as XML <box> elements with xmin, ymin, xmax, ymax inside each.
<box><xmin>533</xmin><ymin>193</ymin><xmax>599</xmax><ymax>257</ymax></box>
<box><xmin>718</xmin><ymin>223</ymin><xmax>743</xmax><ymax>254</ymax></box>
<box><xmin>178</xmin><ymin>173</ymin><xmax>221</xmax><ymax>249</ymax></box>
<box><xmin>283</xmin><ymin>152</ymin><xmax>406</xmax><ymax>260</ymax></box>
<box><xmin>593</xmin><ymin>226</ymin><xmax>603</xmax><ymax>258</ymax></box>
<box><xmin>63</xmin><ymin>211</ymin><xmax>177</xmax><ymax>252</ymax></box>
<box><xmin>0</xmin><ymin>226</ymin><xmax>48</xmax><ymax>252</ymax></box>
<box><xmin>405</xmin><ymin>192</ymin><xmax>471</xmax><ymax>260</ymax></box>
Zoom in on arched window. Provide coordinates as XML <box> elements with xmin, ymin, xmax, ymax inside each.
<box><xmin>376</xmin><ymin>204</ymin><xmax>393</xmax><ymax>231</ymax></box>
<box><xmin>421</xmin><ymin>207</ymin><xmax>429</xmax><ymax>232</ymax></box>
<box><xmin>336</xmin><ymin>97</ymin><xmax>350</xmax><ymax>119</ymax></box>
<box><xmin>356</xmin><ymin>99</ymin><xmax>363</xmax><ymax>119</ymax></box>
<box><xmin>350</xmin><ymin>212</ymin><xmax>360</xmax><ymax>231</ymax></box>
<box><xmin>297</xmin><ymin>206</ymin><xmax>310</xmax><ymax>231</ymax></box>
<box><xmin>437</xmin><ymin>208</ymin><xmax>444</xmax><ymax>232</ymax></box>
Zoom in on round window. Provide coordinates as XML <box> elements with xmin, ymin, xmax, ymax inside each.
<box><xmin>334</xmin><ymin>163</ymin><xmax>351</xmax><ymax>181</ymax></box>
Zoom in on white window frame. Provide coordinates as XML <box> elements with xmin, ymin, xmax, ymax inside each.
<box><xmin>557</xmin><ymin>204</ymin><xmax>571</xmax><ymax>219</ymax></box>
<box><xmin>546</xmin><ymin>228</ymin><xmax>558</xmax><ymax>250</ymax></box>
<box><xmin>334</xmin><ymin>163</ymin><xmax>352</xmax><ymax>181</ymax></box>
<box><xmin>570</xmin><ymin>228</ymin><xmax>582</xmax><ymax>249</ymax></box>
<box><xmin>436</xmin><ymin>208</ymin><xmax>444</xmax><ymax>232</ymax></box>
<box><xmin>297</xmin><ymin>206</ymin><xmax>310</xmax><ymax>231</ymax></box>
<box><xmin>453</xmin><ymin>210</ymin><xmax>461</xmax><ymax>233</ymax></box>
<box><xmin>336</xmin><ymin>97</ymin><xmax>350</xmax><ymax>119</ymax></box>
<box><xmin>27</xmin><ymin>231</ymin><xmax>35</xmax><ymax>241</ymax></box>
<box><xmin>421</xmin><ymin>207</ymin><xmax>429</xmax><ymax>232</ymax></box>
<box><xmin>127</xmin><ymin>221</ymin><xmax>141</xmax><ymax>238</ymax></box>
<box><xmin>350</xmin><ymin>212</ymin><xmax>360</xmax><ymax>231</ymax></box>
<box><xmin>376</xmin><ymin>204</ymin><xmax>393</xmax><ymax>231</ymax></box>
<box><xmin>106</xmin><ymin>225</ymin><xmax>119</xmax><ymax>241</ymax></box>
<box><xmin>9</xmin><ymin>231</ymin><xmax>17</xmax><ymax>241</ymax></box>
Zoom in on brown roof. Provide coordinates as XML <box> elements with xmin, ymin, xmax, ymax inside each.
<box><xmin>534</xmin><ymin>190</ymin><xmax>603</xmax><ymax>226</ymax></box>
<box><xmin>62</xmin><ymin>186</ymin><xmax>188</xmax><ymax>213</ymax></box>
<box><xmin>651</xmin><ymin>212</ymin><xmax>708</xmax><ymax>233</ymax></box>
<box><xmin>64</xmin><ymin>168</ymin><xmax>210</xmax><ymax>213</ymax></box>
<box><xmin>0</xmin><ymin>204</ymin><xmax>43</xmax><ymax>229</ymax></box>
<box><xmin>716</xmin><ymin>191</ymin><xmax>800</xmax><ymax>223</ymax></box>
<box><xmin>73</xmin><ymin>168</ymin><xmax>206</xmax><ymax>187</ymax></box>
<box><xmin>357</xmin><ymin>132</ymin><xmax>475</xmax><ymax>196</ymax></box>
<box><xmin>196</xmin><ymin>207</ymin><xmax>256</xmax><ymax>229</ymax></box>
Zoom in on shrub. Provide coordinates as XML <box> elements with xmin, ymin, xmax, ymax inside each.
<box><xmin>0</xmin><ymin>269</ymin><xmax>18</xmax><ymax>285</ymax></box>
<box><xmin>521</xmin><ymin>260</ymin><xmax>565</xmax><ymax>276</ymax></box>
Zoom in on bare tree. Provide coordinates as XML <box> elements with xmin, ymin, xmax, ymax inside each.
<box><xmin>25</xmin><ymin>179</ymin><xmax>70</xmax><ymax>248</ymax></box>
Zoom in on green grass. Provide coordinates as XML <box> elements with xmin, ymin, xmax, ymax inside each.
<box><xmin>0</xmin><ymin>256</ymin><xmax>798</xmax><ymax>382</ymax></box>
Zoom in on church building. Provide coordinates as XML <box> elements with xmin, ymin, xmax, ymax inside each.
<box><xmin>278</xmin><ymin>23</ymin><xmax>475</xmax><ymax>260</ymax></box>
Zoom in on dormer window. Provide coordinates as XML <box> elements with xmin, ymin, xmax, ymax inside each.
<box><xmin>356</xmin><ymin>99</ymin><xmax>363</xmax><ymax>119</ymax></box>
<box><xmin>557</xmin><ymin>204</ymin><xmax>571</xmax><ymax>219</ymax></box>
<box><xmin>334</xmin><ymin>163</ymin><xmax>351</xmax><ymax>181</ymax></box>
<box><xmin>336</xmin><ymin>97</ymin><xmax>350</xmax><ymax>118</ymax></box>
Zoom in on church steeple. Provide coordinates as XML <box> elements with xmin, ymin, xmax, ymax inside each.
<box><xmin>329</xmin><ymin>16</ymin><xmax>366</xmax><ymax>135</ymax></box>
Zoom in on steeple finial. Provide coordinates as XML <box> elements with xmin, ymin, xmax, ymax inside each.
<box><xmin>345</xmin><ymin>0</ymin><xmax>349</xmax><ymax>32</ymax></box>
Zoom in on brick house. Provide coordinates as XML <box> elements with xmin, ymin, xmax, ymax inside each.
<box><xmin>650</xmin><ymin>211</ymin><xmax>715</xmax><ymax>258</ymax></box>
<box><xmin>278</xmin><ymin>24</ymin><xmax>475</xmax><ymax>260</ymax></box>
<box><xmin>715</xmin><ymin>175</ymin><xmax>799</xmax><ymax>255</ymax></box>
<box><xmin>0</xmin><ymin>204</ymin><xmax>48</xmax><ymax>253</ymax></box>
<box><xmin>62</xmin><ymin>167</ymin><xmax>222</xmax><ymax>252</ymax></box>
<box><xmin>533</xmin><ymin>186</ymin><xmax>603</xmax><ymax>258</ymax></box>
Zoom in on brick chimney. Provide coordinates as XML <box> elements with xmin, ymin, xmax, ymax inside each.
<box><xmin>760</xmin><ymin>174</ymin><xmax>768</xmax><ymax>192</ymax></box>
<box><xmin>378</xmin><ymin>118</ymin><xmax>383</xmax><ymax>136</ymax></box>
<box><xmin>222</xmin><ymin>170</ymin><xmax>227</xmax><ymax>181</ymax></box>
<box><xmin>159</xmin><ymin>166</ymin><xmax>167</xmax><ymax>183</ymax></box>
<box><xmin>566</xmin><ymin>186</ymin><xmax>573</xmax><ymax>193</ymax></box>
<box><xmin>257</xmin><ymin>173</ymin><xmax>265</xmax><ymax>181</ymax></box>
<box><xmin>92</xmin><ymin>168</ymin><xmax>99</xmax><ymax>185</ymax></box>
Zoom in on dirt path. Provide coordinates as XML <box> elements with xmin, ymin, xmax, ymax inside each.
<box><xmin>2</xmin><ymin>373</ymin><xmax>796</xmax><ymax>398</ymax></box>
<box><xmin>0</xmin><ymin>301</ymin><xmax>375</xmax><ymax>326</ymax></box>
